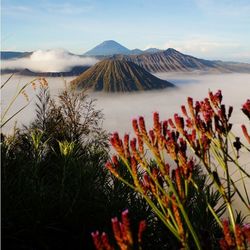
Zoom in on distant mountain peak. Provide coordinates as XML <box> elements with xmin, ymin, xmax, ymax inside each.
<box><xmin>144</xmin><ymin>48</ymin><xmax>162</xmax><ymax>53</ymax></box>
<box><xmin>101</xmin><ymin>40</ymin><xmax>119</xmax><ymax>44</ymax></box>
<box><xmin>164</xmin><ymin>48</ymin><xmax>181</xmax><ymax>55</ymax></box>
<box><xmin>84</xmin><ymin>40</ymin><xmax>130</xmax><ymax>56</ymax></box>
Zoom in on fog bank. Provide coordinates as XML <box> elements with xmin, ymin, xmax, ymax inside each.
<box><xmin>1</xmin><ymin>73</ymin><xmax>250</xmax><ymax>135</ymax></box>
<box><xmin>1</xmin><ymin>72</ymin><xmax>250</xmax><ymax>219</ymax></box>
<box><xmin>1</xmin><ymin>49</ymin><xmax>98</xmax><ymax>72</ymax></box>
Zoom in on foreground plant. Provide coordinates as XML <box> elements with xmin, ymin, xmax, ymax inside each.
<box><xmin>1</xmin><ymin>74</ymin><xmax>48</xmax><ymax>128</ymax></box>
<box><xmin>105</xmin><ymin>90</ymin><xmax>250</xmax><ymax>249</ymax></box>
<box><xmin>219</xmin><ymin>220</ymin><xmax>250</xmax><ymax>250</ymax></box>
<box><xmin>92</xmin><ymin>210</ymin><xmax>146</xmax><ymax>250</ymax></box>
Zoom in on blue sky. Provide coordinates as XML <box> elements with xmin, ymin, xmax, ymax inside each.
<box><xmin>1</xmin><ymin>0</ymin><xmax>250</xmax><ymax>62</ymax></box>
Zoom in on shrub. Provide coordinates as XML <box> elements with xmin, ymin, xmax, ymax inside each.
<box><xmin>1</xmin><ymin>86</ymin><xmax>152</xmax><ymax>250</ymax></box>
<box><xmin>105</xmin><ymin>91</ymin><xmax>250</xmax><ymax>250</ymax></box>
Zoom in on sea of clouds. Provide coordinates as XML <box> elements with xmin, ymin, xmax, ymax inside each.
<box><xmin>1</xmin><ymin>72</ymin><xmax>250</xmax><ymax>135</ymax></box>
<box><xmin>1</xmin><ymin>49</ymin><xmax>98</xmax><ymax>72</ymax></box>
<box><xmin>1</xmin><ymin>72</ymin><xmax>250</xmax><ymax>218</ymax></box>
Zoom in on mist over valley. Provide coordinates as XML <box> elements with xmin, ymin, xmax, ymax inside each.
<box><xmin>2</xmin><ymin>72</ymin><xmax>250</xmax><ymax>136</ymax></box>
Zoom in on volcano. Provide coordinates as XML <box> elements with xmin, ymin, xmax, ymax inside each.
<box><xmin>71</xmin><ymin>59</ymin><xmax>174</xmax><ymax>92</ymax></box>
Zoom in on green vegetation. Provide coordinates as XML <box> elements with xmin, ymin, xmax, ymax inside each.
<box><xmin>1</xmin><ymin>86</ymin><xmax>153</xmax><ymax>249</ymax></box>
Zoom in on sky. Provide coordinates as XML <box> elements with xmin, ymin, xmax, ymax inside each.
<box><xmin>1</xmin><ymin>0</ymin><xmax>250</xmax><ymax>62</ymax></box>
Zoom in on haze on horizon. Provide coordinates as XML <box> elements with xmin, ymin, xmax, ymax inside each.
<box><xmin>1</xmin><ymin>0</ymin><xmax>250</xmax><ymax>63</ymax></box>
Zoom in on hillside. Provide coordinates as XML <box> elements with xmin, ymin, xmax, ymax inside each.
<box><xmin>1</xmin><ymin>51</ymin><xmax>32</xmax><ymax>60</ymax></box>
<box><xmin>71</xmin><ymin>59</ymin><xmax>174</xmax><ymax>92</ymax></box>
<box><xmin>1</xmin><ymin>66</ymin><xmax>89</xmax><ymax>77</ymax></box>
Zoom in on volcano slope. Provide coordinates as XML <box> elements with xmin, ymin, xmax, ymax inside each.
<box><xmin>71</xmin><ymin>59</ymin><xmax>174</xmax><ymax>92</ymax></box>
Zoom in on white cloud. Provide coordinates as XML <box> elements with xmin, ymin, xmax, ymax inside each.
<box><xmin>1</xmin><ymin>49</ymin><xmax>99</xmax><ymax>72</ymax></box>
<box><xmin>164</xmin><ymin>39</ymin><xmax>239</xmax><ymax>52</ymax></box>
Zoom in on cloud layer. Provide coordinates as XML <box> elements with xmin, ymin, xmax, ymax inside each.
<box><xmin>1</xmin><ymin>72</ymin><xmax>249</xmax><ymax>221</ymax></box>
<box><xmin>1</xmin><ymin>49</ymin><xmax>98</xmax><ymax>72</ymax></box>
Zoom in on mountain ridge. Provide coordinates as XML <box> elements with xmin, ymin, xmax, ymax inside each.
<box><xmin>2</xmin><ymin>40</ymin><xmax>250</xmax><ymax>75</ymax></box>
<box><xmin>112</xmin><ymin>48</ymin><xmax>250</xmax><ymax>73</ymax></box>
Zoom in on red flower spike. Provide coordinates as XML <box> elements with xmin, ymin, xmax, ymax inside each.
<box><xmin>187</xmin><ymin>160</ymin><xmax>194</xmax><ymax>176</ymax></box>
<box><xmin>149</xmin><ymin>178</ymin><xmax>157</xmax><ymax>196</ymax></box>
<box><xmin>132</xmin><ymin>119</ymin><xmax>140</xmax><ymax>135</ymax></box>
<box><xmin>113</xmin><ymin>132</ymin><xmax>119</xmax><ymax>141</ymax></box>
<box><xmin>110</xmin><ymin>133</ymin><xmax>125</xmax><ymax>157</ymax></box>
<box><xmin>195</xmin><ymin>101</ymin><xmax>201</xmax><ymax>114</ymax></box>
<box><xmin>242</xmin><ymin>125</ymin><xmax>250</xmax><ymax>144</ymax></box>
<box><xmin>119</xmin><ymin>222</ymin><xmax>127</xmax><ymax>242</ymax></box>
<box><xmin>163</xmin><ymin>120</ymin><xmax>169</xmax><ymax>136</ymax></box>
<box><xmin>172</xmin><ymin>197</ymin><xmax>184</xmax><ymax>239</ymax></box>
<box><xmin>235</xmin><ymin>224</ymin><xmax>244</xmax><ymax>248</ymax></box>
<box><xmin>201</xmin><ymin>134</ymin><xmax>211</xmax><ymax>152</ymax></box>
<box><xmin>186</xmin><ymin>118</ymin><xmax>193</xmax><ymax>129</ymax></box>
<box><xmin>139</xmin><ymin>116</ymin><xmax>147</xmax><ymax>135</ymax></box>
<box><xmin>105</xmin><ymin>162</ymin><xmax>119</xmax><ymax>178</ymax></box>
<box><xmin>143</xmin><ymin>174</ymin><xmax>150</xmax><ymax>189</ymax></box>
<box><xmin>219</xmin><ymin>239</ymin><xmax>229</xmax><ymax>250</ymax></box>
<box><xmin>153</xmin><ymin>112</ymin><xmax>161</xmax><ymax>138</ymax></box>
<box><xmin>242</xmin><ymin>224</ymin><xmax>250</xmax><ymax>243</ymax></box>
<box><xmin>138</xmin><ymin>220</ymin><xmax>147</xmax><ymax>244</ymax></box>
<box><xmin>124</xmin><ymin>134</ymin><xmax>129</xmax><ymax>146</ymax></box>
<box><xmin>187</xmin><ymin>97</ymin><xmax>194</xmax><ymax>118</ymax></box>
<box><xmin>91</xmin><ymin>231</ymin><xmax>103</xmax><ymax>250</ymax></box>
<box><xmin>215</xmin><ymin>90</ymin><xmax>223</xmax><ymax>104</ymax></box>
<box><xmin>179</xmin><ymin>138</ymin><xmax>187</xmax><ymax>153</ymax></box>
<box><xmin>164</xmin><ymin>163</ymin><xmax>170</xmax><ymax>176</ymax></box>
<box><xmin>101</xmin><ymin>232</ymin><xmax>114</xmax><ymax>250</ymax></box>
<box><xmin>181</xmin><ymin>105</ymin><xmax>188</xmax><ymax>117</ymax></box>
<box><xmin>131</xmin><ymin>157</ymin><xmax>139</xmax><ymax>187</ymax></box>
<box><xmin>110</xmin><ymin>137</ymin><xmax>116</xmax><ymax>148</ymax></box>
<box><xmin>152</xmin><ymin>168</ymin><xmax>159</xmax><ymax>180</ymax></box>
<box><xmin>222</xmin><ymin>220</ymin><xmax>235</xmax><ymax>247</ymax></box>
<box><xmin>138</xmin><ymin>135</ymin><xmax>144</xmax><ymax>154</ymax></box>
<box><xmin>175</xmin><ymin>168</ymin><xmax>184</xmax><ymax>199</ymax></box>
<box><xmin>242</xmin><ymin>99</ymin><xmax>250</xmax><ymax>119</ymax></box>
<box><xmin>158</xmin><ymin>135</ymin><xmax>165</xmax><ymax>150</ymax></box>
<box><xmin>191</xmin><ymin>129</ymin><xmax>196</xmax><ymax>141</ymax></box>
<box><xmin>168</xmin><ymin>118</ymin><xmax>176</xmax><ymax>129</ymax></box>
<box><xmin>140</xmin><ymin>180</ymin><xmax>148</xmax><ymax>194</ymax></box>
<box><xmin>174</xmin><ymin>114</ymin><xmax>185</xmax><ymax>133</ymax></box>
<box><xmin>121</xmin><ymin>209</ymin><xmax>133</xmax><ymax>245</ymax></box>
<box><xmin>124</xmin><ymin>134</ymin><xmax>130</xmax><ymax>158</ymax></box>
<box><xmin>112</xmin><ymin>217</ymin><xmax>123</xmax><ymax>247</ymax></box>
<box><xmin>149</xmin><ymin>130</ymin><xmax>156</xmax><ymax>145</ymax></box>
<box><xmin>130</xmin><ymin>138</ymin><xmax>137</xmax><ymax>152</ymax></box>
<box><xmin>153</xmin><ymin>112</ymin><xmax>160</xmax><ymax>127</ymax></box>
<box><xmin>164</xmin><ymin>195</ymin><xmax>170</xmax><ymax>208</ymax></box>
<box><xmin>112</xmin><ymin>156</ymin><xmax>119</xmax><ymax>167</ymax></box>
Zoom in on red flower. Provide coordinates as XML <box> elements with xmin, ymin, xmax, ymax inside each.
<box><xmin>242</xmin><ymin>99</ymin><xmax>250</xmax><ymax>119</ymax></box>
<box><xmin>242</xmin><ymin>125</ymin><xmax>250</xmax><ymax>144</ymax></box>
<box><xmin>138</xmin><ymin>220</ymin><xmax>146</xmax><ymax>244</ymax></box>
